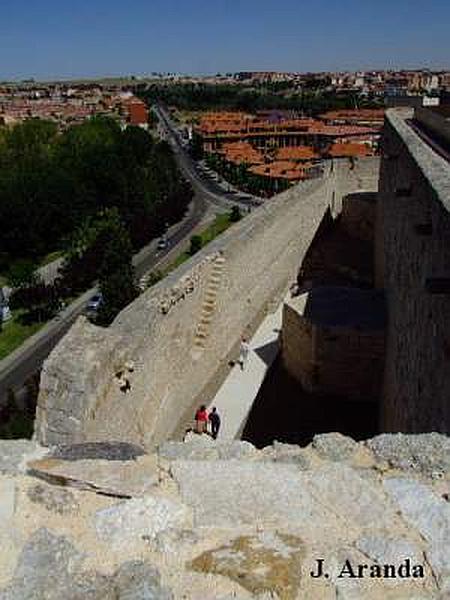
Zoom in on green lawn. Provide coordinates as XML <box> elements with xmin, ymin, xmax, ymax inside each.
<box><xmin>0</xmin><ymin>311</ymin><xmax>45</xmax><ymax>361</ymax></box>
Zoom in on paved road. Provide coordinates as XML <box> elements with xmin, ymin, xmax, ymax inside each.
<box><xmin>0</xmin><ymin>108</ymin><xmax>241</xmax><ymax>402</ymax></box>
<box><xmin>153</xmin><ymin>104</ymin><xmax>263</xmax><ymax>209</ymax></box>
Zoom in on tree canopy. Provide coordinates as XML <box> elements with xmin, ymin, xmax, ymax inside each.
<box><xmin>0</xmin><ymin>117</ymin><xmax>192</xmax><ymax>263</ymax></box>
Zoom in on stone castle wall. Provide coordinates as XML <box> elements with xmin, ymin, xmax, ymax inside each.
<box><xmin>282</xmin><ymin>294</ymin><xmax>385</xmax><ymax>401</ymax></box>
<box><xmin>341</xmin><ymin>191</ymin><xmax>377</xmax><ymax>242</ymax></box>
<box><xmin>35</xmin><ymin>158</ymin><xmax>380</xmax><ymax>449</ymax></box>
<box><xmin>376</xmin><ymin>109</ymin><xmax>450</xmax><ymax>433</ymax></box>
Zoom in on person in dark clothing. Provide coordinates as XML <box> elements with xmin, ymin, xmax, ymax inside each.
<box><xmin>208</xmin><ymin>406</ymin><xmax>221</xmax><ymax>439</ymax></box>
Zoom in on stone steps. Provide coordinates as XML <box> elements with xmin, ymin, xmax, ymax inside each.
<box><xmin>192</xmin><ymin>256</ymin><xmax>226</xmax><ymax>353</ymax></box>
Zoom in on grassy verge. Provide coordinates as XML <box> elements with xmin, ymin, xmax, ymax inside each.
<box><xmin>164</xmin><ymin>212</ymin><xmax>234</xmax><ymax>274</ymax></box>
<box><xmin>0</xmin><ymin>311</ymin><xmax>46</xmax><ymax>361</ymax></box>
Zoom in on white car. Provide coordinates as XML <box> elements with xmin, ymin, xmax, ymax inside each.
<box><xmin>157</xmin><ymin>238</ymin><xmax>168</xmax><ymax>251</ymax></box>
<box><xmin>86</xmin><ymin>293</ymin><xmax>103</xmax><ymax>312</ymax></box>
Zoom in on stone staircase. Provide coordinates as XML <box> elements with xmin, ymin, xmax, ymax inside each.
<box><xmin>193</xmin><ymin>254</ymin><xmax>226</xmax><ymax>352</ymax></box>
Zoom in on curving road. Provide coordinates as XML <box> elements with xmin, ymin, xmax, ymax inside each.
<box><xmin>0</xmin><ymin>107</ymin><xmax>250</xmax><ymax>404</ymax></box>
<box><xmin>153</xmin><ymin>103</ymin><xmax>263</xmax><ymax>209</ymax></box>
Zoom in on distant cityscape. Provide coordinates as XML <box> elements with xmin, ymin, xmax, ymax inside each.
<box><xmin>1</xmin><ymin>68</ymin><xmax>448</xmax><ymax>128</ymax></box>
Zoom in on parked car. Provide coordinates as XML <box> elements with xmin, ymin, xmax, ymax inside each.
<box><xmin>157</xmin><ymin>238</ymin><xmax>169</xmax><ymax>251</ymax></box>
<box><xmin>0</xmin><ymin>287</ymin><xmax>12</xmax><ymax>323</ymax></box>
<box><xmin>86</xmin><ymin>293</ymin><xmax>103</xmax><ymax>313</ymax></box>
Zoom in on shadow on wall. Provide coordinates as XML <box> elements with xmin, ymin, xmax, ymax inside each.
<box><xmin>241</xmin><ymin>355</ymin><xmax>379</xmax><ymax>449</ymax></box>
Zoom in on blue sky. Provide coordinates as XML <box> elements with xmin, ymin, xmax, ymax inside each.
<box><xmin>1</xmin><ymin>0</ymin><xmax>449</xmax><ymax>80</ymax></box>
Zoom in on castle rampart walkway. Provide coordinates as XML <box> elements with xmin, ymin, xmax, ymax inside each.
<box><xmin>208</xmin><ymin>304</ymin><xmax>283</xmax><ymax>441</ymax></box>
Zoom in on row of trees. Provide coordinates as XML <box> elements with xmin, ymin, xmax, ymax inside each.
<box><xmin>0</xmin><ymin>116</ymin><xmax>191</xmax><ymax>265</ymax></box>
<box><xmin>1</xmin><ymin>116</ymin><xmax>193</xmax><ymax>325</ymax></box>
<box><xmin>137</xmin><ymin>82</ymin><xmax>382</xmax><ymax>116</ymax></box>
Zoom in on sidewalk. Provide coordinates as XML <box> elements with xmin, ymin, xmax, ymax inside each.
<box><xmin>208</xmin><ymin>303</ymin><xmax>283</xmax><ymax>441</ymax></box>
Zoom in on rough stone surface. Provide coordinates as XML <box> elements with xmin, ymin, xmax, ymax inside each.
<box><xmin>0</xmin><ymin>528</ymin><xmax>85</xmax><ymax>599</ymax></box>
<box><xmin>313</xmin><ymin>432</ymin><xmax>359</xmax><ymax>462</ymax></box>
<box><xmin>0</xmin><ymin>440</ymin><xmax>43</xmax><ymax>475</ymax></box>
<box><xmin>0</xmin><ymin>478</ymin><xmax>16</xmax><ymax>521</ymax></box>
<box><xmin>111</xmin><ymin>560</ymin><xmax>173</xmax><ymax>600</ymax></box>
<box><xmin>159</xmin><ymin>437</ymin><xmax>219</xmax><ymax>462</ymax></box>
<box><xmin>0</xmin><ymin>528</ymin><xmax>172</xmax><ymax>599</ymax></box>
<box><xmin>148</xmin><ymin>528</ymin><xmax>199</xmax><ymax>555</ymax></box>
<box><xmin>159</xmin><ymin>438</ymin><xmax>258</xmax><ymax>462</ymax></box>
<box><xmin>94</xmin><ymin>495</ymin><xmax>191</xmax><ymax>551</ymax></box>
<box><xmin>356</xmin><ymin>533</ymin><xmax>423</xmax><ymax>566</ymax></box>
<box><xmin>171</xmin><ymin>460</ymin><xmax>336</xmax><ymax>531</ymax></box>
<box><xmin>367</xmin><ymin>433</ymin><xmax>450</xmax><ymax>475</ymax></box>
<box><xmin>383</xmin><ymin>478</ymin><xmax>450</xmax><ymax>590</ymax></box>
<box><xmin>51</xmin><ymin>441</ymin><xmax>146</xmax><ymax>462</ymax></box>
<box><xmin>190</xmin><ymin>531</ymin><xmax>305</xmax><ymax>600</ymax></box>
<box><xmin>0</xmin><ymin>434</ymin><xmax>447</xmax><ymax>599</ymax></box>
<box><xmin>27</xmin><ymin>482</ymin><xmax>79</xmax><ymax>514</ymax></box>
<box><xmin>304</xmin><ymin>463</ymin><xmax>399</xmax><ymax>529</ymax></box>
<box><xmin>27</xmin><ymin>454</ymin><xmax>158</xmax><ymax>498</ymax></box>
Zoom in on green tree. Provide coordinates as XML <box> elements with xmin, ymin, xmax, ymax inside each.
<box><xmin>6</xmin><ymin>259</ymin><xmax>38</xmax><ymax>288</ymax></box>
<box><xmin>189</xmin><ymin>235</ymin><xmax>202</xmax><ymax>256</ymax></box>
<box><xmin>229</xmin><ymin>205</ymin><xmax>242</xmax><ymax>223</ymax></box>
<box><xmin>96</xmin><ymin>208</ymin><xmax>138</xmax><ymax>326</ymax></box>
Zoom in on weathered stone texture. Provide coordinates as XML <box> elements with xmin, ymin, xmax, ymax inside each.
<box><xmin>0</xmin><ymin>440</ymin><xmax>43</xmax><ymax>475</ymax></box>
<box><xmin>341</xmin><ymin>191</ymin><xmax>377</xmax><ymax>242</ymax></box>
<box><xmin>0</xmin><ymin>528</ymin><xmax>172</xmax><ymax>600</ymax></box>
<box><xmin>383</xmin><ymin>478</ymin><xmax>450</xmax><ymax>591</ymax></box>
<box><xmin>190</xmin><ymin>531</ymin><xmax>305</xmax><ymax>600</ymax></box>
<box><xmin>27</xmin><ymin>482</ymin><xmax>79</xmax><ymax>514</ymax></box>
<box><xmin>0</xmin><ymin>433</ymin><xmax>447</xmax><ymax>599</ymax></box>
<box><xmin>376</xmin><ymin>110</ymin><xmax>450</xmax><ymax>434</ymax></box>
<box><xmin>28</xmin><ymin>454</ymin><xmax>159</xmax><ymax>498</ymax></box>
<box><xmin>94</xmin><ymin>495</ymin><xmax>191</xmax><ymax>551</ymax></box>
<box><xmin>282</xmin><ymin>287</ymin><xmax>385</xmax><ymax>400</ymax></box>
<box><xmin>367</xmin><ymin>433</ymin><xmax>450</xmax><ymax>475</ymax></box>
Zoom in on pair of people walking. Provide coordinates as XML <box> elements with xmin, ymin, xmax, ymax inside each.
<box><xmin>194</xmin><ymin>405</ymin><xmax>221</xmax><ymax>439</ymax></box>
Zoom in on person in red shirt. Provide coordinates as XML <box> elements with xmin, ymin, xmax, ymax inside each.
<box><xmin>194</xmin><ymin>405</ymin><xmax>208</xmax><ymax>434</ymax></box>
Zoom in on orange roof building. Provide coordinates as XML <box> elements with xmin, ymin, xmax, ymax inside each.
<box><xmin>275</xmin><ymin>145</ymin><xmax>320</xmax><ymax>161</ymax></box>
<box><xmin>219</xmin><ymin>141</ymin><xmax>264</xmax><ymax>165</ymax></box>
<box><xmin>326</xmin><ymin>142</ymin><xmax>373</xmax><ymax>158</ymax></box>
<box><xmin>320</xmin><ymin>108</ymin><xmax>385</xmax><ymax>127</ymax></box>
<box><xmin>249</xmin><ymin>160</ymin><xmax>312</xmax><ymax>181</ymax></box>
